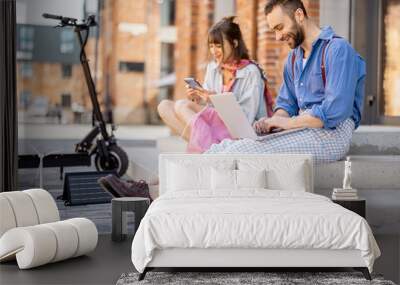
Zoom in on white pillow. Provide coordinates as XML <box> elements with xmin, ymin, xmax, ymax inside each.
<box><xmin>236</xmin><ymin>169</ymin><xmax>267</xmax><ymax>189</ymax></box>
<box><xmin>167</xmin><ymin>160</ymin><xmax>235</xmax><ymax>192</ymax></box>
<box><xmin>211</xmin><ymin>168</ymin><xmax>236</xmax><ymax>190</ymax></box>
<box><xmin>211</xmin><ymin>168</ymin><xmax>267</xmax><ymax>190</ymax></box>
<box><xmin>267</xmin><ymin>161</ymin><xmax>307</xmax><ymax>191</ymax></box>
<box><xmin>237</xmin><ymin>159</ymin><xmax>309</xmax><ymax>191</ymax></box>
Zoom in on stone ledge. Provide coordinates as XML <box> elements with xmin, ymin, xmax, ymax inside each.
<box><xmin>157</xmin><ymin>125</ymin><xmax>400</xmax><ymax>155</ymax></box>
<box><xmin>350</xmin><ymin>126</ymin><xmax>400</xmax><ymax>155</ymax></box>
<box><xmin>314</xmin><ymin>155</ymin><xmax>400</xmax><ymax>190</ymax></box>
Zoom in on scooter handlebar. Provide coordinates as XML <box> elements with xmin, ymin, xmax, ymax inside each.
<box><xmin>42</xmin><ymin>13</ymin><xmax>62</xmax><ymax>20</ymax></box>
<box><xmin>42</xmin><ymin>13</ymin><xmax>78</xmax><ymax>23</ymax></box>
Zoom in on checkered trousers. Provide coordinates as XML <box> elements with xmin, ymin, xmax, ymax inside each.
<box><xmin>205</xmin><ymin>118</ymin><xmax>355</xmax><ymax>164</ymax></box>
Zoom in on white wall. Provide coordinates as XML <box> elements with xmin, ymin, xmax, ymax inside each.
<box><xmin>17</xmin><ymin>0</ymin><xmax>85</xmax><ymax>25</ymax></box>
<box><xmin>214</xmin><ymin>0</ymin><xmax>236</xmax><ymax>23</ymax></box>
<box><xmin>319</xmin><ymin>0</ymin><xmax>351</xmax><ymax>40</ymax></box>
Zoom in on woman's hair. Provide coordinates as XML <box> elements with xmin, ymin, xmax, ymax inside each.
<box><xmin>208</xmin><ymin>16</ymin><xmax>250</xmax><ymax>62</ymax></box>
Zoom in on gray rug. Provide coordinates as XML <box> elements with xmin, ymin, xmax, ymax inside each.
<box><xmin>116</xmin><ymin>271</ymin><xmax>396</xmax><ymax>285</ymax></box>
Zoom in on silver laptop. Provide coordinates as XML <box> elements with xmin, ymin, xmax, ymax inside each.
<box><xmin>209</xmin><ymin>93</ymin><xmax>305</xmax><ymax>141</ymax></box>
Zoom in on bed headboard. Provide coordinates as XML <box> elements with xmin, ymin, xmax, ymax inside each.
<box><xmin>159</xmin><ymin>153</ymin><xmax>314</xmax><ymax>195</ymax></box>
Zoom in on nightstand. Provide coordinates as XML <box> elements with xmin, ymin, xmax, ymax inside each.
<box><xmin>111</xmin><ymin>197</ymin><xmax>150</xmax><ymax>242</ymax></box>
<box><xmin>332</xmin><ymin>198</ymin><xmax>366</xmax><ymax>218</ymax></box>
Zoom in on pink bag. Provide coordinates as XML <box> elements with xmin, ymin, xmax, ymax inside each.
<box><xmin>186</xmin><ymin>106</ymin><xmax>232</xmax><ymax>153</ymax></box>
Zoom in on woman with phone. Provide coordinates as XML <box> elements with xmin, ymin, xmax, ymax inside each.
<box><xmin>157</xmin><ymin>16</ymin><xmax>273</xmax><ymax>153</ymax></box>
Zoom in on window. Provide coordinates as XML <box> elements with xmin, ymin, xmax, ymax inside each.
<box><xmin>19</xmin><ymin>26</ymin><xmax>34</xmax><ymax>51</ymax></box>
<box><xmin>160</xmin><ymin>43</ymin><xmax>174</xmax><ymax>76</ymax></box>
<box><xmin>60</xmin><ymin>29</ymin><xmax>75</xmax><ymax>54</ymax></box>
<box><xmin>119</xmin><ymin>61</ymin><xmax>145</xmax><ymax>72</ymax></box>
<box><xmin>61</xmin><ymin>93</ymin><xmax>72</xmax><ymax>108</ymax></box>
<box><xmin>19</xmin><ymin>90</ymin><xmax>32</xmax><ymax>110</ymax></box>
<box><xmin>160</xmin><ymin>0</ymin><xmax>176</xmax><ymax>26</ymax></box>
<box><xmin>62</xmin><ymin>64</ymin><xmax>72</xmax><ymax>78</ymax></box>
<box><xmin>20</xmin><ymin>62</ymin><xmax>33</xmax><ymax>78</ymax></box>
<box><xmin>159</xmin><ymin>86</ymin><xmax>174</xmax><ymax>101</ymax></box>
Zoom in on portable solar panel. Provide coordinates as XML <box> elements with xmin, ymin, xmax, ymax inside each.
<box><xmin>61</xmin><ymin>171</ymin><xmax>116</xmax><ymax>206</ymax></box>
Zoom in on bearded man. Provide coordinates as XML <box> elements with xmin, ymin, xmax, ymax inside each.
<box><xmin>206</xmin><ymin>0</ymin><xmax>366</xmax><ymax>163</ymax></box>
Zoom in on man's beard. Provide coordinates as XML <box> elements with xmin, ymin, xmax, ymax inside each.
<box><xmin>287</xmin><ymin>23</ymin><xmax>305</xmax><ymax>49</ymax></box>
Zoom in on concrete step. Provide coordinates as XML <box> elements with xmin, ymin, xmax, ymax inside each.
<box><xmin>157</xmin><ymin>135</ymin><xmax>187</xmax><ymax>153</ymax></box>
<box><xmin>349</xmin><ymin>125</ymin><xmax>400</xmax><ymax>155</ymax></box>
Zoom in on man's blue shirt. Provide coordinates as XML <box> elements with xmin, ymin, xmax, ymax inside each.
<box><xmin>274</xmin><ymin>26</ymin><xmax>366</xmax><ymax>129</ymax></box>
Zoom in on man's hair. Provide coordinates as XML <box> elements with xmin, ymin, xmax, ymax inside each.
<box><xmin>264</xmin><ymin>0</ymin><xmax>308</xmax><ymax>18</ymax></box>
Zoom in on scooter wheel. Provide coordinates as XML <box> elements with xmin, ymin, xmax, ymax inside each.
<box><xmin>94</xmin><ymin>145</ymin><xmax>129</xmax><ymax>177</ymax></box>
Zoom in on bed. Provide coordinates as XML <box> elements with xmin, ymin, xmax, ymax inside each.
<box><xmin>131</xmin><ymin>154</ymin><xmax>380</xmax><ymax>280</ymax></box>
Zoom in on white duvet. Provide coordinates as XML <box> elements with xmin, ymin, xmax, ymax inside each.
<box><xmin>131</xmin><ymin>190</ymin><xmax>380</xmax><ymax>273</ymax></box>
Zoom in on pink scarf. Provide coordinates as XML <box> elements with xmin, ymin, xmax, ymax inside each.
<box><xmin>220</xmin><ymin>59</ymin><xmax>251</xmax><ymax>92</ymax></box>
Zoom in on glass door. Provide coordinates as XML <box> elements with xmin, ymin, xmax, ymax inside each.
<box><xmin>352</xmin><ymin>0</ymin><xmax>400</xmax><ymax>125</ymax></box>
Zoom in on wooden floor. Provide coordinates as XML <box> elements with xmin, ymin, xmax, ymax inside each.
<box><xmin>0</xmin><ymin>235</ymin><xmax>134</xmax><ymax>285</ymax></box>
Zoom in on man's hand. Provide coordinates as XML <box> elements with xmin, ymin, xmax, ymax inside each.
<box><xmin>253</xmin><ymin>116</ymin><xmax>293</xmax><ymax>134</ymax></box>
<box><xmin>253</xmin><ymin>113</ymin><xmax>324</xmax><ymax>134</ymax></box>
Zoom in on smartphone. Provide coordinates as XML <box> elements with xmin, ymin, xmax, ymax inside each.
<box><xmin>184</xmin><ymin>77</ymin><xmax>203</xmax><ymax>90</ymax></box>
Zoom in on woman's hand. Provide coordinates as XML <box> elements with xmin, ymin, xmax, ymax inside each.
<box><xmin>253</xmin><ymin>116</ymin><xmax>293</xmax><ymax>134</ymax></box>
<box><xmin>185</xmin><ymin>85</ymin><xmax>215</xmax><ymax>104</ymax></box>
<box><xmin>186</xmin><ymin>87</ymin><xmax>202</xmax><ymax>103</ymax></box>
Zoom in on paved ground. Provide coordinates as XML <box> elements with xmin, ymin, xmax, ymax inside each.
<box><xmin>18</xmin><ymin>123</ymin><xmax>170</xmax><ymax>140</ymax></box>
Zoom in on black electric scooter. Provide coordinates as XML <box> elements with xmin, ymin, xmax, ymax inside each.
<box><xmin>37</xmin><ymin>13</ymin><xmax>129</xmax><ymax>177</ymax></box>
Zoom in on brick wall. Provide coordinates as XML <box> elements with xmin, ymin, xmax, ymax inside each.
<box><xmin>174</xmin><ymin>0</ymin><xmax>196</xmax><ymax>99</ymax></box>
<box><xmin>174</xmin><ymin>0</ymin><xmax>215</xmax><ymax>99</ymax></box>
<box><xmin>194</xmin><ymin>0</ymin><xmax>215</xmax><ymax>82</ymax></box>
<box><xmin>101</xmin><ymin>0</ymin><xmax>148</xmax><ymax>124</ymax></box>
<box><xmin>236</xmin><ymin>0</ymin><xmax>258</xmax><ymax>59</ymax></box>
<box><xmin>144</xmin><ymin>1</ymin><xmax>162</xmax><ymax>124</ymax></box>
<box><xmin>17</xmin><ymin>62</ymin><xmax>87</xmax><ymax>106</ymax></box>
<box><xmin>100</xmin><ymin>0</ymin><xmax>166</xmax><ymax>124</ymax></box>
